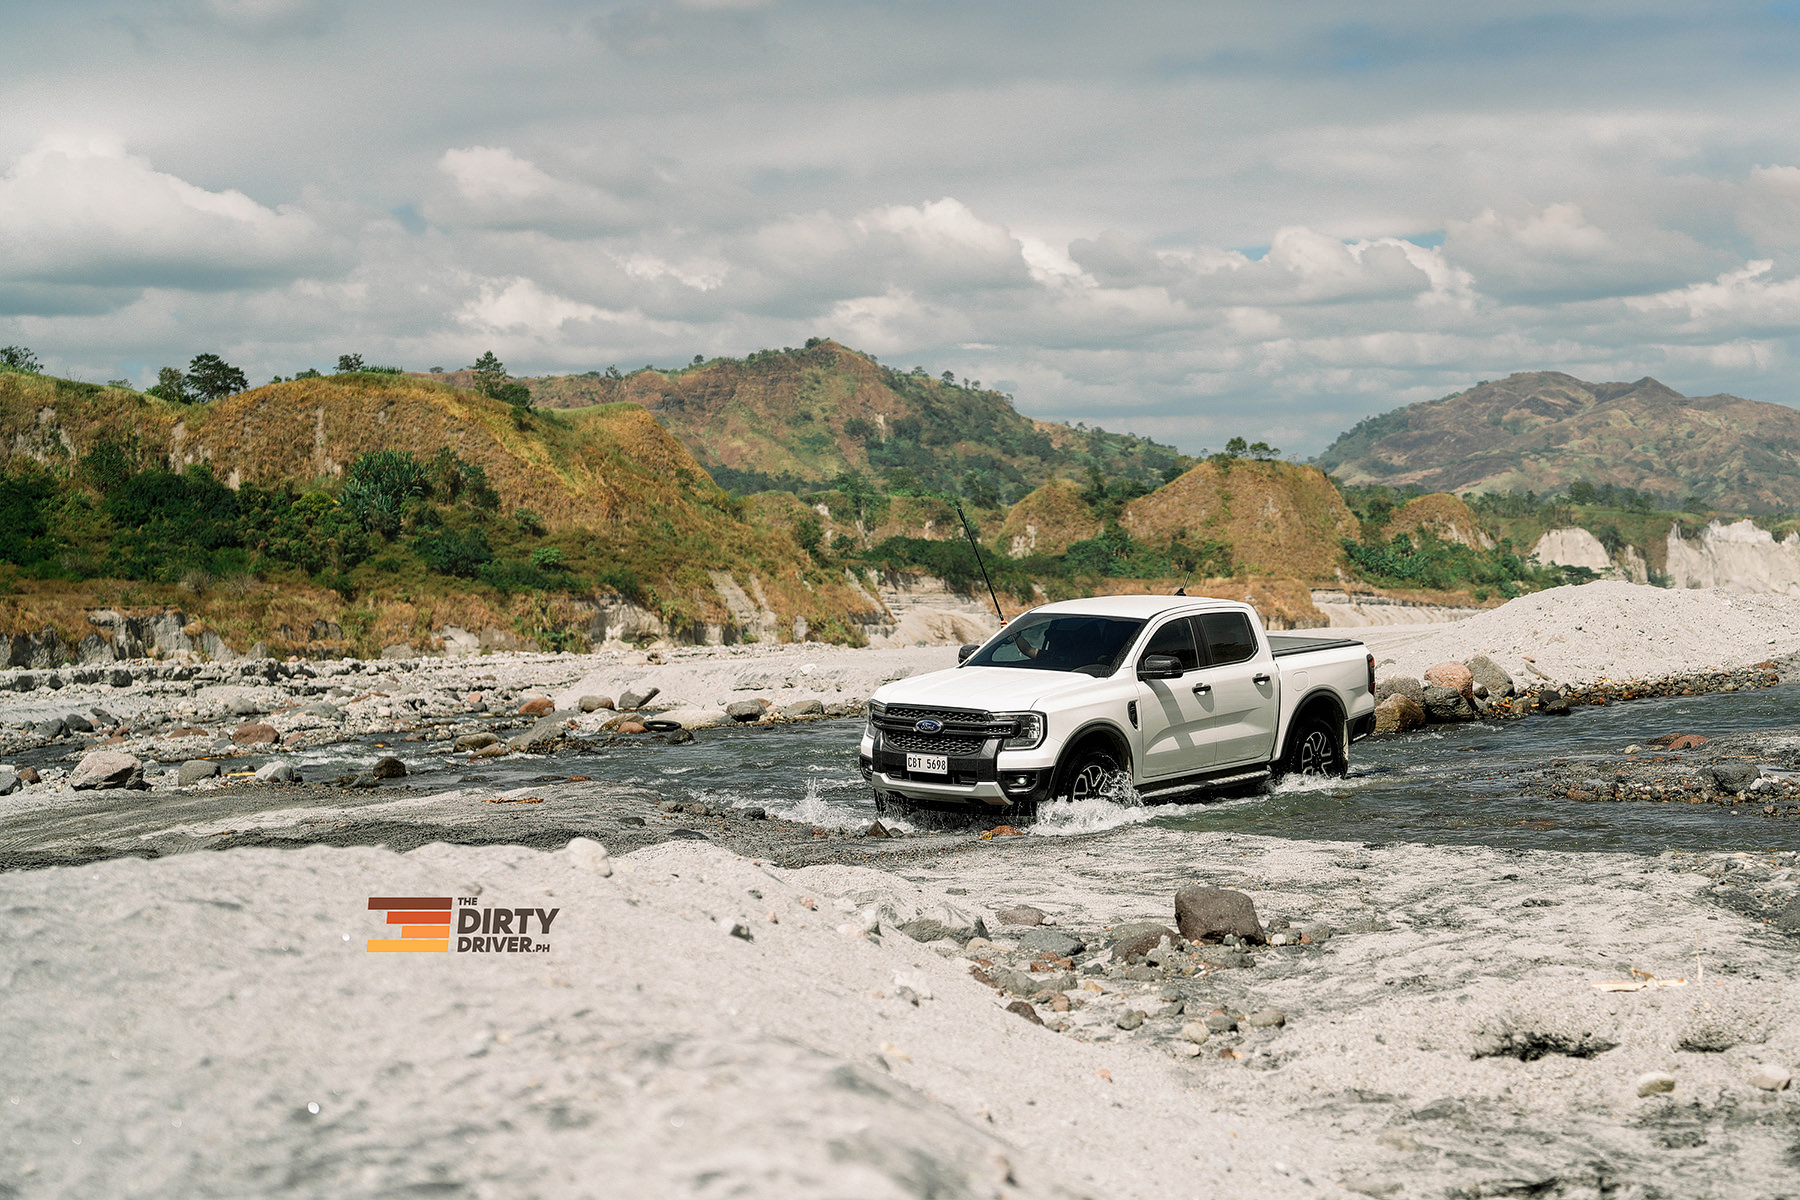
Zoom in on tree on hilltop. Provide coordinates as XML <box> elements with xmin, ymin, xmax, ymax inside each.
<box><xmin>0</xmin><ymin>346</ymin><xmax>42</xmax><ymax>374</ymax></box>
<box><xmin>469</xmin><ymin>351</ymin><xmax>533</xmax><ymax>411</ymax></box>
<box><xmin>186</xmin><ymin>354</ymin><xmax>249</xmax><ymax>401</ymax></box>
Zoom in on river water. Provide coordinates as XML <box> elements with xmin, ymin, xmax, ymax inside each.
<box><xmin>287</xmin><ymin>682</ymin><xmax>1800</xmax><ymax>855</ymax></box>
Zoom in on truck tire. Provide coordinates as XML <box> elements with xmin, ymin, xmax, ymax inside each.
<box><xmin>1059</xmin><ymin>746</ymin><xmax>1126</xmax><ymax>804</ymax></box>
<box><xmin>1278</xmin><ymin>715</ymin><xmax>1345</xmax><ymax>780</ymax></box>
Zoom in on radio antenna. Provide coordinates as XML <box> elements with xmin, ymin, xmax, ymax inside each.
<box><xmin>954</xmin><ymin>500</ymin><xmax>1006</xmax><ymax>624</ymax></box>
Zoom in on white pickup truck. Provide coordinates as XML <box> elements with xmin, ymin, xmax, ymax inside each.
<box><xmin>859</xmin><ymin>595</ymin><xmax>1377</xmax><ymax>816</ymax></box>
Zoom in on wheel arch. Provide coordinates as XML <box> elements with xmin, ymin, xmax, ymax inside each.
<box><xmin>1276</xmin><ymin>688</ymin><xmax>1348</xmax><ymax>762</ymax></box>
<box><xmin>1054</xmin><ymin>720</ymin><xmax>1135</xmax><ymax>781</ymax></box>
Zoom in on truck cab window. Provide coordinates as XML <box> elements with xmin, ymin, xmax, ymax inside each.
<box><xmin>1139</xmin><ymin>617</ymin><xmax>1199</xmax><ymax>672</ymax></box>
<box><xmin>1197</xmin><ymin>611</ymin><xmax>1257</xmax><ymax>665</ymax></box>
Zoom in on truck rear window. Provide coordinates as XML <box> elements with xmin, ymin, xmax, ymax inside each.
<box><xmin>967</xmin><ymin>614</ymin><xmax>1146</xmax><ymax>677</ymax></box>
<box><xmin>1197</xmin><ymin>611</ymin><xmax>1258</xmax><ymax>665</ymax></box>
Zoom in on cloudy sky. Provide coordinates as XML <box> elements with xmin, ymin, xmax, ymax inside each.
<box><xmin>7</xmin><ymin>0</ymin><xmax>1800</xmax><ymax>455</ymax></box>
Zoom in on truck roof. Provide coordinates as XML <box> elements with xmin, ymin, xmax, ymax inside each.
<box><xmin>1024</xmin><ymin>594</ymin><xmax>1252</xmax><ymax>620</ymax></box>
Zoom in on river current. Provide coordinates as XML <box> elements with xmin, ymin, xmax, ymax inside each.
<box><xmin>285</xmin><ymin>681</ymin><xmax>1800</xmax><ymax>855</ymax></box>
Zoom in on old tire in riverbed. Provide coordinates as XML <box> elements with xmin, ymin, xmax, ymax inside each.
<box><xmin>1276</xmin><ymin>715</ymin><xmax>1345</xmax><ymax>781</ymax></box>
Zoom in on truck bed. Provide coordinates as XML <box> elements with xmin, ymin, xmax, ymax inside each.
<box><xmin>1267</xmin><ymin>633</ymin><xmax>1365</xmax><ymax>658</ymax></box>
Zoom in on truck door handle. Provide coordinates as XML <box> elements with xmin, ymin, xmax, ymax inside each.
<box><xmin>1191</xmin><ymin>682</ymin><xmax>1211</xmax><ymax>695</ymax></box>
<box><xmin>1253</xmin><ymin>673</ymin><xmax>1271</xmax><ymax>685</ymax></box>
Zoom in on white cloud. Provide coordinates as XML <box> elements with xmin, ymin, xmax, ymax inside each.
<box><xmin>0</xmin><ymin>139</ymin><xmax>326</xmax><ymax>295</ymax></box>
<box><xmin>429</xmin><ymin>147</ymin><xmax>640</xmax><ymax>235</ymax></box>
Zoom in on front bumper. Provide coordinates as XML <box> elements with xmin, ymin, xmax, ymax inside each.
<box><xmin>857</xmin><ymin>730</ymin><xmax>1056</xmax><ymax>809</ymax></box>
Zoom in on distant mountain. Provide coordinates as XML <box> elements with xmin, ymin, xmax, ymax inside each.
<box><xmin>1316</xmin><ymin>371</ymin><xmax>1800</xmax><ymax>512</ymax></box>
<box><xmin>427</xmin><ymin>340</ymin><xmax>1188</xmax><ymax>502</ymax></box>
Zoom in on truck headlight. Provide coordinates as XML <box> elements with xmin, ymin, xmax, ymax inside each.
<box><xmin>998</xmin><ymin>711</ymin><xmax>1045</xmax><ymax>750</ymax></box>
<box><xmin>865</xmin><ymin>700</ymin><xmax>885</xmax><ymax>739</ymax></box>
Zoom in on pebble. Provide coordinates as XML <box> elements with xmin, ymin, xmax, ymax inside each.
<box><xmin>1203</xmin><ymin>1012</ymin><xmax>1238</xmax><ymax>1033</ymax></box>
<box><xmin>1246</xmin><ymin>1008</ymin><xmax>1286</xmax><ymax>1028</ymax></box>
<box><xmin>1636</xmin><ymin>1072</ymin><xmax>1677</xmax><ymax>1097</ymax></box>
<box><xmin>1115</xmin><ymin>1009</ymin><xmax>1145</xmax><ymax>1031</ymax></box>
<box><xmin>1179</xmin><ymin>1021</ymin><xmax>1211</xmax><ymax>1045</ymax></box>
<box><xmin>1750</xmin><ymin>1064</ymin><xmax>1792</xmax><ymax>1091</ymax></box>
<box><xmin>1005</xmin><ymin>1000</ymin><xmax>1045</xmax><ymax>1026</ymax></box>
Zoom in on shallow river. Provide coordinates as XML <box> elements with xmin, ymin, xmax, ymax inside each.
<box><xmin>293</xmin><ymin>682</ymin><xmax>1800</xmax><ymax>854</ymax></box>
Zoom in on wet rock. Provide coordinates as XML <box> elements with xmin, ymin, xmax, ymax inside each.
<box><xmin>255</xmin><ymin>761</ymin><xmax>298</xmax><ymax>784</ymax></box>
<box><xmin>1375</xmin><ymin>676</ymin><xmax>1424</xmax><ymax>706</ymax></box>
<box><xmin>618</xmin><ymin>720</ymin><xmax>647</xmax><ymax>735</ymax></box>
<box><xmin>1005</xmin><ymin>999</ymin><xmax>1045</xmax><ymax>1026</ymax></box>
<box><xmin>370</xmin><ymin>756</ymin><xmax>407</xmax><ymax>779</ymax></box>
<box><xmin>69</xmin><ymin>749</ymin><xmax>144</xmax><ymax>791</ymax></box>
<box><xmin>742</xmin><ymin>806</ymin><xmax>767</xmax><ymax>820</ymax></box>
<box><xmin>455</xmin><ymin>732</ymin><xmax>500</xmax><ymax>752</ymax></box>
<box><xmin>1422</xmin><ymin>684</ymin><xmax>1477</xmax><ymax>722</ymax></box>
<box><xmin>1750</xmin><ymin>1064</ymin><xmax>1792</xmax><ymax>1091</ymax></box>
<box><xmin>577</xmin><ymin>695</ymin><xmax>613</xmax><ymax>712</ymax></box>
<box><xmin>1537</xmin><ymin>689</ymin><xmax>1572</xmax><ymax>715</ymax></box>
<box><xmin>508</xmin><ymin>714</ymin><xmax>572</xmax><ymax>751</ymax></box>
<box><xmin>865</xmin><ymin>820</ymin><xmax>893</xmax><ymax>839</ymax></box>
<box><xmin>469</xmin><ymin>742</ymin><xmax>509</xmax><ymax>759</ymax></box>
<box><xmin>0</xmin><ymin>767</ymin><xmax>18</xmax><ymax>795</ymax></box>
<box><xmin>1116</xmin><ymin>1009</ymin><xmax>1146</xmax><ymax>1031</ymax></box>
<box><xmin>1246</xmin><ymin>1008</ymin><xmax>1286</xmax><ymax>1028</ymax></box>
<box><xmin>619</xmin><ymin>686</ymin><xmax>660</xmax><ymax>710</ymax></box>
<box><xmin>177</xmin><ymin>759</ymin><xmax>221</xmax><ymax>785</ymax></box>
<box><xmin>1018</xmin><ymin>928</ymin><xmax>1084</xmax><ymax>958</ymax></box>
<box><xmin>1465</xmin><ymin>655</ymin><xmax>1515</xmax><ymax>698</ymax></box>
<box><xmin>1423</xmin><ymin>661</ymin><xmax>1475</xmax><ymax>698</ymax></box>
<box><xmin>231</xmin><ymin>723</ymin><xmax>279</xmax><ymax>746</ymax></box>
<box><xmin>518</xmin><ymin>696</ymin><xmax>555</xmax><ymax>716</ymax></box>
<box><xmin>1636</xmin><ymin>1072</ymin><xmax>1677</xmax><ymax>1097</ymax></box>
<box><xmin>63</xmin><ymin>713</ymin><xmax>93</xmax><ymax>734</ymax></box>
<box><xmin>726</xmin><ymin>699</ymin><xmax>767</xmax><ymax>722</ymax></box>
<box><xmin>1374</xmin><ymin>694</ymin><xmax>1426</xmax><ymax>735</ymax></box>
<box><xmin>1175</xmin><ymin>884</ymin><xmax>1266</xmax><ymax>943</ymax></box>
<box><xmin>995</xmin><ymin>904</ymin><xmax>1046</xmax><ymax>926</ymax></box>
<box><xmin>667</xmin><ymin>729</ymin><xmax>694</xmax><ymax>745</ymax></box>
<box><xmin>781</xmin><ymin>699</ymin><xmax>826</xmax><ymax>718</ymax></box>
<box><xmin>1711</xmin><ymin>763</ymin><xmax>1762</xmax><ymax>794</ymax></box>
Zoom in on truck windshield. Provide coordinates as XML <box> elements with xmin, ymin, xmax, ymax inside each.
<box><xmin>966</xmin><ymin>614</ymin><xmax>1146</xmax><ymax>677</ymax></box>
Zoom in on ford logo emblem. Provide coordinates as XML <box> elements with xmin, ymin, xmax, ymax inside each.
<box><xmin>914</xmin><ymin>719</ymin><xmax>943</xmax><ymax>734</ymax></box>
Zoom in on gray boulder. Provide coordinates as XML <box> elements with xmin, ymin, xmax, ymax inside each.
<box><xmin>781</xmin><ymin>698</ymin><xmax>826</xmax><ymax>718</ymax></box>
<box><xmin>1375</xmin><ymin>676</ymin><xmax>1424</xmax><ymax>705</ymax></box>
<box><xmin>455</xmin><ymin>732</ymin><xmax>500</xmax><ymax>752</ymax></box>
<box><xmin>69</xmin><ymin>749</ymin><xmax>145</xmax><ymax>791</ymax></box>
<box><xmin>995</xmin><ymin>904</ymin><xmax>1046</xmax><ymax>926</ymax></box>
<box><xmin>1537</xmin><ymin>689</ymin><xmax>1572</xmax><ymax>715</ymax></box>
<box><xmin>255</xmin><ymin>761</ymin><xmax>298</xmax><ymax>784</ymax></box>
<box><xmin>726</xmin><ymin>699</ymin><xmax>767</xmax><ymax>723</ymax></box>
<box><xmin>108</xmin><ymin>668</ymin><xmax>133</xmax><ymax>688</ymax></box>
<box><xmin>302</xmin><ymin>703</ymin><xmax>343</xmax><ymax>720</ymax></box>
<box><xmin>1711</xmin><ymin>763</ymin><xmax>1762</xmax><ymax>794</ymax></box>
<box><xmin>507</xmin><ymin>713</ymin><xmax>570</xmax><ymax>752</ymax></box>
<box><xmin>63</xmin><ymin>713</ymin><xmax>94</xmax><ymax>734</ymax></box>
<box><xmin>1465</xmin><ymin>655</ymin><xmax>1515</xmax><ymax>699</ymax></box>
<box><xmin>1174</xmin><ymin>884</ymin><xmax>1266</xmax><ymax>944</ymax></box>
<box><xmin>32</xmin><ymin>718</ymin><xmax>67</xmax><ymax>740</ymax></box>
<box><xmin>1422</xmin><ymin>684</ymin><xmax>1478</xmax><ymax>722</ymax></box>
<box><xmin>177</xmin><ymin>759</ymin><xmax>221</xmax><ymax>785</ymax></box>
<box><xmin>1017</xmin><ymin>928</ymin><xmax>1085</xmax><ymax>958</ymax></box>
<box><xmin>578</xmin><ymin>695</ymin><xmax>613</xmax><ymax>713</ymax></box>
<box><xmin>229</xmin><ymin>697</ymin><xmax>262</xmax><ymax>717</ymax></box>
<box><xmin>1112</xmin><ymin>924</ymin><xmax>1180</xmax><ymax>960</ymax></box>
<box><xmin>0</xmin><ymin>767</ymin><xmax>19</xmax><ymax>796</ymax></box>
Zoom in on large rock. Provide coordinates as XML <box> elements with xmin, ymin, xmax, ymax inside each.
<box><xmin>781</xmin><ymin>698</ymin><xmax>826</xmax><ymax>718</ymax></box>
<box><xmin>63</xmin><ymin>713</ymin><xmax>94</xmax><ymax>734</ymax></box>
<box><xmin>1537</xmin><ymin>689</ymin><xmax>1572</xmax><ymax>715</ymax></box>
<box><xmin>508</xmin><ymin>714</ymin><xmax>571</xmax><ymax>751</ymax></box>
<box><xmin>69</xmin><ymin>749</ymin><xmax>145</xmax><ymax>791</ymax></box>
<box><xmin>1375</xmin><ymin>675</ymin><xmax>1423</xmax><ymax>705</ymax></box>
<box><xmin>518</xmin><ymin>696</ymin><xmax>555</xmax><ymax>716</ymax></box>
<box><xmin>0</xmin><ymin>767</ymin><xmax>19</xmax><ymax>796</ymax></box>
<box><xmin>32</xmin><ymin>717</ymin><xmax>67</xmax><ymax>740</ymax></box>
<box><xmin>1374</xmin><ymin>694</ymin><xmax>1426</xmax><ymax>735</ymax></box>
<box><xmin>1711</xmin><ymin>763</ymin><xmax>1762</xmax><ymax>794</ymax></box>
<box><xmin>1422</xmin><ymin>685</ymin><xmax>1477</xmax><ymax>722</ymax></box>
<box><xmin>370</xmin><ymin>756</ymin><xmax>407</xmax><ymax>779</ymax></box>
<box><xmin>1017</xmin><ymin>928</ymin><xmax>1084</xmax><ymax>958</ymax></box>
<box><xmin>1111</xmin><ymin>925</ymin><xmax>1179</xmax><ymax>961</ymax></box>
<box><xmin>1465</xmin><ymin>655</ymin><xmax>1515</xmax><ymax>699</ymax></box>
<box><xmin>658</xmin><ymin>708</ymin><xmax>729</xmax><ymax>730</ymax></box>
<box><xmin>618</xmin><ymin>686</ymin><xmax>660</xmax><ymax>710</ymax></box>
<box><xmin>725</xmin><ymin>699</ymin><xmax>768</xmax><ymax>723</ymax></box>
<box><xmin>577</xmin><ymin>695</ymin><xmax>613</xmax><ymax>713</ymax></box>
<box><xmin>1423</xmin><ymin>661</ymin><xmax>1475</xmax><ymax>698</ymax></box>
<box><xmin>177</xmin><ymin>759</ymin><xmax>221</xmax><ymax>785</ymax></box>
<box><xmin>1174</xmin><ymin>884</ymin><xmax>1265</xmax><ymax>944</ymax></box>
<box><xmin>231</xmin><ymin>723</ymin><xmax>280</xmax><ymax>746</ymax></box>
<box><xmin>255</xmin><ymin>761</ymin><xmax>298</xmax><ymax>784</ymax></box>
<box><xmin>454</xmin><ymin>732</ymin><xmax>500</xmax><ymax>752</ymax></box>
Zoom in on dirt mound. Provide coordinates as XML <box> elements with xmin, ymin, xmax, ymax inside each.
<box><xmin>1121</xmin><ymin>460</ymin><xmax>1359</xmax><ymax>581</ymax></box>
<box><xmin>1383</xmin><ymin>493</ymin><xmax>1495</xmax><ymax>549</ymax></box>
<box><xmin>997</xmin><ymin>481</ymin><xmax>1101</xmax><ymax>558</ymax></box>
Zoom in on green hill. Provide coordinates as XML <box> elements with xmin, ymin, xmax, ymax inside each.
<box><xmin>1318</xmin><ymin>371</ymin><xmax>1800</xmax><ymax>513</ymax></box>
<box><xmin>425</xmin><ymin>339</ymin><xmax>1189</xmax><ymax>503</ymax></box>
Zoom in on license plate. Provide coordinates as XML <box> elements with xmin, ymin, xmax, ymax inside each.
<box><xmin>906</xmin><ymin>752</ymin><xmax>949</xmax><ymax>776</ymax></box>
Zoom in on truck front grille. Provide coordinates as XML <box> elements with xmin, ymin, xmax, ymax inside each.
<box><xmin>883</xmin><ymin>731</ymin><xmax>986</xmax><ymax>755</ymax></box>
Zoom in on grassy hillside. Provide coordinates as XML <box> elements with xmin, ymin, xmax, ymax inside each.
<box><xmin>1318</xmin><ymin>371</ymin><xmax>1800</xmax><ymax>513</ymax></box>
<box><xmin>425</xmin><ymin>340</ymin><xmax>1190</xmax><ymax>503</ymax></box>
<box><xmin>1121</xmin><ymin>459</ymin><xmax>1359</xmax><ymax>580</ymax></box>
<box><xmin>0</xmin><ymin>370</ymin><xmax>869</xmax><ymax>654</ymax></box>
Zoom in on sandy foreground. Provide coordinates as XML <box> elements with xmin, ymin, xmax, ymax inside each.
<box><xmin>3</xmin><ymin>582</ymin><xmax>1800</xmax><ymax>1199</ymax></box>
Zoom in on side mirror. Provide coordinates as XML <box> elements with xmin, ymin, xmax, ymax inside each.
<box><xmin>1138</xmin><ymin>654</ymin><xmax>1183</xmax><ymax>680</ymax></box>
<box><xmin>957</xmin><ymin>643</ymin><xmax>979</xmax><ymax>664</ymax></box>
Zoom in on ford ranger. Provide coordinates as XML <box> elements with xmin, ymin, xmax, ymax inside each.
<box><xmin>858</xmin><ymin>595</ymin><xmax>1377</xmax><ymax>816</ymax></box>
